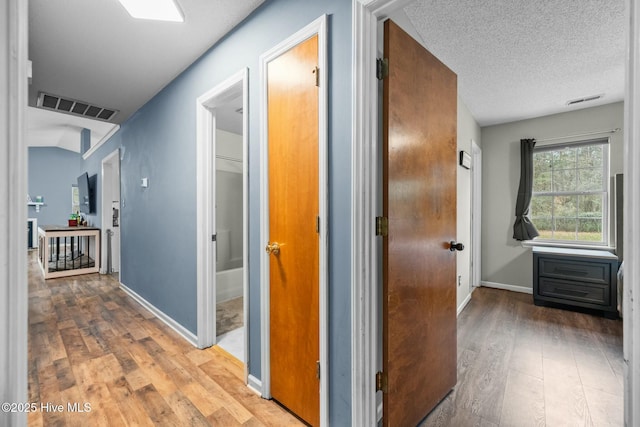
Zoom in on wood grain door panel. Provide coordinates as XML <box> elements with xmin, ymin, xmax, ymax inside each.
<box><xmin>267</xmin><ymin>34</ymin><xmax>320</xmax><ymax>427</ymax></box>
<box><xmin>382</xmin><ymin>19</ymin><xmax>458</xmax><ymax>427</ymax></box>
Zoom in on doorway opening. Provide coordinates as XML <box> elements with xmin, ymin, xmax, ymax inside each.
<box><xmin>101</xmin><ymin>148</ymin><xmax>121</xmax><ymax>281</ymax></box>
<box><xmin>196</xmin><ymin>69</ymin><xmax>249</xmax><ymax>376</ymax></box>
<box><xmin>214</xmin><ymin>91</ymin><xmax>245</xmax><ymax>361</ymax></box>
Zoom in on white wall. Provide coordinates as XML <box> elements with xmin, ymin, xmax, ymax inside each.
<box><xmin>215</xmin><ymin>129</ymin><xmax>243</xmax><ymax>271</ymax></box>
<box><xmin>481</xmin><ymin>102</ymin><xmax>624</xmax><ymax>290</ymax></box>
<box><xmin>457</xmin><ymin>99</ymin><xmax>482</xmax><ymax>310</ymax></box>
<box><xmin>216</xmin><ymin>129</ymin><xmax>243</xmax><ymax>168</ymax></box>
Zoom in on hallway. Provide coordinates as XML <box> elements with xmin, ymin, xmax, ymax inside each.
<box><xmin>27</xmin><ymin>252</ymin><xmax>302</xmax><ymax>426</ymax></box>
<box><xmin>27</xmin><ymin>250</ymin><xmax>624</xmax><ymax>426</ymax></box>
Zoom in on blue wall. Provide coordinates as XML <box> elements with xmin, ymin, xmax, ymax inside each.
<box><xmin>79</xmin><ymin>0</ymin><xmax>353</xmax><ymax>422</ymax></box>
<box><xmin>28</xmin><ymin>147</ymin><xmax>81</xmax><ymax>225</ymax></box>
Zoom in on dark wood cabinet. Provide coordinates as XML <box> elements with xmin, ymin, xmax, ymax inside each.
<box><xmin>533</xmin><ymin>246</ymin><xmax>619</xmax><ymax>318</ymax></box>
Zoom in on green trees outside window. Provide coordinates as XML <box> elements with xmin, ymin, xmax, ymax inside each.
<box><xmin>530</xmin><ymin>139</ymin><xmax>608</xmax><ymax>243</ymax></box>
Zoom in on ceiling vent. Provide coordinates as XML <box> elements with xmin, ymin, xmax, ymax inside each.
<box><xmin>36</xmin><ymin>92</ymin><xmax>118</xmax><ymax>122</ymax></box>
<box><xmin>566</xmin><ymin>94</ymin><xmax>604</xmax><ymax>106</ymax></box>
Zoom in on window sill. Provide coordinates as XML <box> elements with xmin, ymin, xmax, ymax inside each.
<box><xmin>521</xmin><ymin>240</ymin><xmax>615</xmax><ymax>252</ymax></box>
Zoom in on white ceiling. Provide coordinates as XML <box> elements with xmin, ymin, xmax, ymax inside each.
<box><xmin>27</xmin><ymin>0</ymin><xmax>264</xmax><ymax>151</ymax></box>
<box><xmin>401</xmin><ymin>0</ymin><xmax>626</xmax><ymax>126</ymax></box>
<box><xmin>217</xmin><ymin>93</ymin><xmax>243</xmax><ymax>135</ymax></box>
<box><xmin>27</xmin><ymin>0</ymin><xmax>626</xmax><ymax>151</ymax></box>
<box><xmin>27</xmin><ymin>107</ymin><xmax>119</xmax><ymax>153</ymax></box>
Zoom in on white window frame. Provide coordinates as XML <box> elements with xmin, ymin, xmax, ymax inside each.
<box><xmin>531</xmin><ymin>137</ymin><xmax>610</xmax><ymax>246</ymax></box>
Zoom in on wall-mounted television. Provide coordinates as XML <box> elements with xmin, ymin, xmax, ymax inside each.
<box><xmin>77</xmin><ymin>172</ymin><xmax>96</xmax><ymax>214</ymax></box>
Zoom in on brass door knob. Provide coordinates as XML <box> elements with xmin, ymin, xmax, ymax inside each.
<box><xmin>265</xmin><ymin>242</ymin><xmax>281</xmax><ymax>255</ymax></box>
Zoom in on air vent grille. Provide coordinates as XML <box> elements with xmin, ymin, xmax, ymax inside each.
<box><xmin>566</xmin><ymin>94</ymin><xmax>604</xmax><ymax>106</ymax></box>
<box><xmin>36</xmin><ymin>92</ymin><xmax>118</xmax><ymax>122</ymax></box>
<box><xmin>72</xmin><ymin>102</ymin><xmax>89</xmax><ymax>115</ymax></box>
<box><xmin>58</xmin><ymin>98</ymin><xmax>73</xmax><ymax>112</ymax></box>
<box><xmin>42</xmin><ymin>94</ymin><xmax>58</xmax><ymax>109</ymax></box>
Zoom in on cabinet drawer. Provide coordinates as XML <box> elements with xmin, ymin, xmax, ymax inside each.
<box><xmin>538</xmin><ymin>277</ymin><xmax>610</xmax><ymax>305</ymax></box>
<box><xmin>538</xmin><ymin>258</ymin><xmax>610</xmax><ymax>284</ymax></box>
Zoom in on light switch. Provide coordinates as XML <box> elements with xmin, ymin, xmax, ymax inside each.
<box><xmin>141</xmin><ymin>177</ymin><xmax>149</xmax><ymax>188</ymax></box>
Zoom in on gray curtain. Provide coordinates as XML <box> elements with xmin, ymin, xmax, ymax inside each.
<box><xmin>513</xmin><ymin>138</ymin><xmax>539</xmax><ymax>240</ymax></box>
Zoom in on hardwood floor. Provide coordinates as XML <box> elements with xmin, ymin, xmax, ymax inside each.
<box><xmin>28</xmin><ymin>250</ymin><xmax>623</xmax><ymax>426</ymax></box>
<box><xmin>421</xmin><ymin>287</ymin><xmax>623</xmax><ymax>427</ymax></box>
<box><xmin>27</xmin><ymin>252</ymin><xmax>302</xmax><ymax>426</ymax></box>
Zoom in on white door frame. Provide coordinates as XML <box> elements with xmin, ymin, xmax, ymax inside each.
<box><xmin>196</xmin><ymin>68</ymin><xmax>249</xmax><ymax>373</ymax></box>
<box><xmin>1</xmin><ymin>0</ymin><xmax>28</xmax><ymax>425</ymax></box>
<box><xmin>101</xmin><ymin>148</ymin><xmax>120</xmax><ymax>276</ymax></box>
<box><xmin>351</xmin><ymin>1</ymin><xmax>415</xmax><ymax>425</ymax></box>
<box><xmin>259</xmin><ymin>15</ymin><xmax>329</xmax><ymax>426</ymax></box>
<box><xmin>471</xmin><ymin>140</ymin><xmax>482</xmax><ymax>289</ymax></box>
<box><xmin>624</xmin><ymin>0</ymin><xmax>640</xmax><ymax>424</ymax></box>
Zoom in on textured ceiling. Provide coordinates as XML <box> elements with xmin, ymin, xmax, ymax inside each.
<box><xmin>402</xmin><ymin>0</ymin><xmax>626</xmax><ymax>126</ymax></box>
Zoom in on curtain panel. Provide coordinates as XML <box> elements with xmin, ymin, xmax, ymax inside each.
<box><xmin>513</xmin><ymin>138</ymin><xmax>540</xmax><ymax>241</ymax></box>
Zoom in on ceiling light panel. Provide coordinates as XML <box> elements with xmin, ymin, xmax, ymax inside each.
<box><xmin>118</xmin><ymin>0</ymin><xmax>184</xmax><ymax>22</ymax></box>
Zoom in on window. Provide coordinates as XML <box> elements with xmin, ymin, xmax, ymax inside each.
<box><xmin>530</xmin><ymin>138</ymin><xmax>609</xmax><ymax>245</ymax></box>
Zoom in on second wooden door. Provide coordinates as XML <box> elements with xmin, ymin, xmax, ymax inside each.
<box><xmin>382</xmin><ymin>19</ymin><xmax>458</xmax><ymax>427</ymax></box>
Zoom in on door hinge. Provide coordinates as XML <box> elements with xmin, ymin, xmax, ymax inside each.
<box><xmin>313</xmin><ymin>66</ymin><xmax>320</xmax><ymax>87</ymax></box>
<box><xmin>376</xmin><ymin>371</ymin><xmax>387</xmax><ymax>393</ymax></box>
<box><xmin>316</xmin><ymin>215</ymin><xmax>320</xmax><ymax>234</ymax></box>
<box><xmin>376</xmin><ymin>58</ymin><xmax>389</xmax><ymax>80</ymax></box>
<box><xmin>212</xmin><ymin>234</ymin><xmax>217</xmax><ymax>242</ymax></box>
<box><xmin>316</xmin><ymin>361</ymin><xmax>321</xmax><ymax>379</ymax></box>
<box><xmin>375</xmin><ymin>216</ymin><xmax>388</xmax><ymax>237</ymax></box>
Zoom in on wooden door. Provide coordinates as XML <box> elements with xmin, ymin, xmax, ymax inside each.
<box><xmin>267</xmin><ymin>35</ymin><xmax>320</xmax><ymax>427</ymax></box>
<box><xmin>382</xmin><ymin>19</ymin><xmax>458</xmax><ymax>427</ymax></box>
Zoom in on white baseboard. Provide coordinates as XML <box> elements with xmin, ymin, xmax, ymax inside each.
<box><xmin>119</xmin><ymin>282</ymin><xmax>198</xmax><ymax>347</ymax></box>
<box><xmin>248</xmin><ymin>374</ymin><xmax>262</xmax><ymax>395</ymax></box>
<box><xmin>481</xmin><ymin>281</ymin><xmax>533</xmax><ymax>294</ymax></box>
<box><xmin>457</xmin><ymin>292</ymin><xmax>473</xmax><ymax>316</ymax></box>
